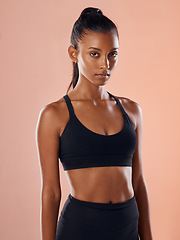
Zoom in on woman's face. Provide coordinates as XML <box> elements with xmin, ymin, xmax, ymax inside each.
<box><xmin>75</xmin><ymin>30</ymin><xmax>119</xmax><ymax>86</ymax></box>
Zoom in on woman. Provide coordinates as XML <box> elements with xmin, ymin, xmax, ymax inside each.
<box><xmin>36</xmin><ymin>7</ymin><xmax>153</xmax><ymax>240</ymax></box>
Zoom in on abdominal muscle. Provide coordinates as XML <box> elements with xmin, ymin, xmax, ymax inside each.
<box><xmin>65</xmin><ymin>166</ymin><xmax>134</xmax><ymax>204</ymax></box>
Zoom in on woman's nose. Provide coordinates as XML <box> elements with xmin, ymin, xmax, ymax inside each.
<box><xmin>101</xmin><ymin>57</ymin><xmax>110</xmax><ymax>69</ymax></box>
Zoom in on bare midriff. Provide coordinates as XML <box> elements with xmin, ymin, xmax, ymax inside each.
<box><xmin>65</xmin><ymin>166</ymin><xmax>134</xmax><ymax>204</ymax></box>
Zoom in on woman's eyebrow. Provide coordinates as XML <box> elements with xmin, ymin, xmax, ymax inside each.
<box><xmin>88</xmin><ymin>47</ymin><xmax>119</xmax><ymax>51</ymax></box>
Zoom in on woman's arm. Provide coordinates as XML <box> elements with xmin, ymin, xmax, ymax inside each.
<box><xmin>132</xmin><ymin>103</ymin><xmax>153</xmax><ymax>240</ymax></box>
<box><xmin>36</xmin><ymin>104</ymin><xmax>61</xmax><ymax>240</ymax></box>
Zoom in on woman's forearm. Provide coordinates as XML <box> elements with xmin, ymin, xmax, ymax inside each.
<box><xmin>41</xmin><ymin>192</ymin><xmax>60</xmax><ymax>240</ymax></box>
<box><xmin>134</xmin><ymin>177</ymin><xmax>153</xmax><ymax>240</ymax></box>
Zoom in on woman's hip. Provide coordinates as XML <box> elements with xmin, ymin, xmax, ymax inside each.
<box><xmin>56</xmin><ymin>193</ymin><xmax>139</xmax><ymax>240</ymax></box>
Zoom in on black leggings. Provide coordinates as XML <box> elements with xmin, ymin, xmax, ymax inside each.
<box><xmin>56</xmin><ymin>194</ymin><xmax>139</xmax><ymax>240</ymax></box>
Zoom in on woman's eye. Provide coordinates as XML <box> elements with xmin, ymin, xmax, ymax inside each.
<box><xmin>109</xmin><ymin>52</ymin><xmax>118</xmax><ymax>57</ymax></box>
<box><xmin>90</xmin><ymin>52</ymin><xmax>99</xmax><ymax>57</ymax></box>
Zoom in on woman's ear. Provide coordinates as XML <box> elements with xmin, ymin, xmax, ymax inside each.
<box><xmin>68</xmin><ymin>45</ymin><xmax>78</xmax><ymax>63</ymax></box>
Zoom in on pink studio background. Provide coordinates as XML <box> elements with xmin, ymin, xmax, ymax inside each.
<box><xmin>0</xmin><ymin>1</ymin><xmax>179</xmax><ymax>239</ymax></box>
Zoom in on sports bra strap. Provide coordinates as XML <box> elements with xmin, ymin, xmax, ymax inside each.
<box><xmin>107</xmin><ymin>91</ymin><xmax>126</xmax><ymax>116</ymax></box>
<box><xmin>63</xmin><ymin>95</ymin><xmax>75</xmax><ymax>118</ymax></box>
<box><xmin>64</xmin><ymin>91</ymin><xmax>127</xmax><ymax>120</ymax></box>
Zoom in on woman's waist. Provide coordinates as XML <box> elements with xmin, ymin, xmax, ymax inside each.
<box><xmin>70</xmin><ymin>180</ymin><xmax>134</xmax><ymax>204</ymax></box>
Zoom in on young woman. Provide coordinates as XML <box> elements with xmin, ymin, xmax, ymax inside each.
<box><xmin>36</xmin><ymin>7</ymin><xmax>153</xmax><ymax>240</ymax></box>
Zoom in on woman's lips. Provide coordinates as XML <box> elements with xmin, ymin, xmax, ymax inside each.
<box><xmin>95</xmin><ymin>74</ymin><xmax>109</xmax><ymax>78</ymax></box>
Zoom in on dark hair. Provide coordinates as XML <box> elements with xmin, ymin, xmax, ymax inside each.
<box><xmin>66</xmin><ymin>7</ymin><xmax>119</xmax><ymax>94</ymax></box>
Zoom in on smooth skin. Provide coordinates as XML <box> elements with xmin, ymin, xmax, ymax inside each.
<box><xmin>36</xmin><ymin>30</ymin><xmax>153</xmax><ymax>240</ymax></box>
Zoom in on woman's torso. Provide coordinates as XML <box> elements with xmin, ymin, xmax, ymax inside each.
<box><xmin>54</xmin><ymin>91</ymin><xmax>137</xmax><ymax>204</ymax></box>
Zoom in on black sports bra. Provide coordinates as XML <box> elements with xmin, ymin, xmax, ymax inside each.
<box><xmin>58</xmin><ymin>91</ymin><xmax>137</xmax><ymax>171</ymax></box>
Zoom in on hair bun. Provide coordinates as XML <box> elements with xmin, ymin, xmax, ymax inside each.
<box><xmin>80</xmin><ymin>7</ymin><xmax>103</xmax><ymax>17</ymax></box>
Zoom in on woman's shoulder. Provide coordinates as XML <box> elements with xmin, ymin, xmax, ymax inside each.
<box><xmin>37</xmin><ymin>96</ymin><xmax>68</xmax><ymax>134</ymax></box>
<box><xmin>41</xmin><ymin>95</ymin><xmax>66</xmax><ymax>115</ymax></box>
<box><xmin>115</xmin><ymin>95</ymin><xmax>140</xmax><ymax>111</ymax></box>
